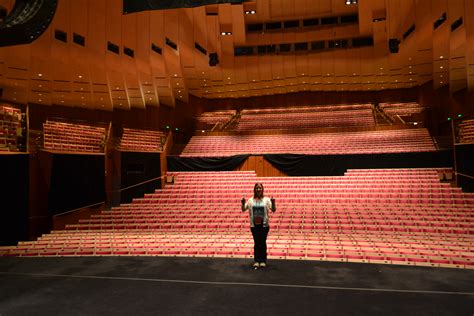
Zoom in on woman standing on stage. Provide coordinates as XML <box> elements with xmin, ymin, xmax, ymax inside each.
<box><xmin>241</xmin><ymin>183</ymin><xmax>276</xmax><ymax>269</ymax></box>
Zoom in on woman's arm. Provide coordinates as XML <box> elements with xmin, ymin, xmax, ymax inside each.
<box><xmin>270</xmin><ymin>197</ymin><xmax>276</xmax><ymax>212</ymax></box>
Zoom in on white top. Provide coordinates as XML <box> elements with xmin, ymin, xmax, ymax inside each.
<box><xmin>244</xmin><ymin>196</ymin><xmax>273</xmax><ymax>228</ymax></box>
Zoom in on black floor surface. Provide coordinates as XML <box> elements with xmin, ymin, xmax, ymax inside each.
<box><xmin>1</xmin><ymin>256</ymin><xmax>474</xmax><ymax>316</ymax></box>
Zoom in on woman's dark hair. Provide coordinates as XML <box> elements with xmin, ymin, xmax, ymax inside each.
<box><xmin>253</xmin><ymin>182</ymin><xmax>264</xmax><ymax>199</ymax></box>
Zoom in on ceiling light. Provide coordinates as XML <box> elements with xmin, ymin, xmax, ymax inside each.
<box><xmin>78</xmin><ymin>75</ymin><xmax>82</xmax><ymax>78</ymax></box>
<box><xmin>440</xmin><ymin>66</ymin><xmax>443</xmax><ymax>69</ymax></box>
<box><xmin>38</xmin><ymin>73</ymin><xmax>43</xmax><ymax>77</ymax></box>
<box><xmin>440</xmin><ymin>56</ymin><xmax>443</xmax><ymax>59</ymax></box>
<box><xmin>39</xmin><ymin>85</ymin><xmax>42</xmax><ymax>88</ymax></box>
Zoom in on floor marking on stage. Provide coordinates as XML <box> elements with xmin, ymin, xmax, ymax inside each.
<box><xmin>1</xmin><ymin>271</ymin><xmax>474</xmax><ymax>296</ymax></box>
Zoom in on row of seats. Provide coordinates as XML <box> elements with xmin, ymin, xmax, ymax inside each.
<box><xmin>181</xmin><ymin>129</ymin><xmax>437</xmax><ymax>156</ymax></box>
<box><xmin>196</xmin><ymin>110</ymin><xmax>235</xmax><ymax>126</ymax></box>
<box><xmin>118</xmin><ymin>128</ymin><xmax>165</xmax><ymax>152</ymax></box>
<box><xmin>240</xmin><ymin>104</ymin><xmax>373</xmax><ymax>114</ymax></box>
<box><xmin>2</xmin><ymin>170</ymin><xmax>473</xmax><ymax>268</ymax></box>
<box><xmin>0</xmin><ymin>105</ymin><xmax>23</xmax><ymax>152</ymax></box>
<box><xmin>457</xmin><ymin>119</ymin><xmax>474</xmax><ymax>144</ymax></box>
<box><xmin>379</xmin><ymin>102</ymin><xmax>426</xmax><ymax>120</ymax></box>
<box><xmin>235</xmin><ymin>105</ymin><xmax>375</xmax><ymax>131</ymax></box>
<box><xmin>43</xmin><ymin>120</ymin><xmax>106</xmax><ymax>153</ymax></box>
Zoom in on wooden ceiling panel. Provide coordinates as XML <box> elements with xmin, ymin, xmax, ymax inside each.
<box><xmin>106</xmin><ymin>0</ymin><xmax>122</xmax><ymax>44</ymax></box>
<box><xmin>0</xmin><ymin>1</ymin><xmax>471</xmax><ymax>108</ymax></box>
<box><xmin>231</xmin><ymin>4</ymin><xmax>246</xmax><ymax>45</ymax></box>
<box><xmin>465</xmin><ymin>1</ymin><xmax>474</xmax><ymax>91</ymax></box>
<box><xmin>71</xmin><ymin>0</ymin><xmax>88</xmax><ymax>36</ymax></box>
<box><xmin>179</xmin><ymin>9</ymin><xmax>197</xmax><ymax>69</ymax></box>
<box><xmin>283</xmin><ymin>54</ymin><xmax>297</xmax><ymax>78</ymax></box>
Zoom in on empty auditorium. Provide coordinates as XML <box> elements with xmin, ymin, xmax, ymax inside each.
<box><xmin>1</xmin><ymin>0</ymin><xmax>474</xmax><ymax>314</ymax></box>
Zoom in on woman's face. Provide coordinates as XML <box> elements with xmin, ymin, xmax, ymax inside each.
<box><xmin>254</xmin><ymin>184</ymin><xmax>263</xmax><ymax>197</ymax></box>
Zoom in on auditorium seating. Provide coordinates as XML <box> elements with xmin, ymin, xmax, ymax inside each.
<box><xmin>379</xmin><ymin>102</ymin><xmax>426</xmax><ymax>121</ymax></box>
<box><xmin>457</xmin><ymin>119</ymin><xmax>474</xmax><ymax>144</ymax></box>
<box><xmin>2</xmin><ymin>169</ymin><xmax>474</xmax><ymax>269</ymax></box>
<box><xmin>0</xmin><ymin>105</ymin><xmax>23</xmax><ymax>152</ymax></box>
<box><xmin>196</xmin><ymin>110</ymin><xmax>236</xmax><ymax>127</ymax></box>
<box><xmin>43</xmin><ymin>120</ymin><xmax>106</xmax><ymax>153</ymax></box>
<box><xmin>234</xmin><ymin>104</ymin><xmax>375</xmax><ymax>131</ymax></box>
<box><xmin>118</xmin><ymin>128</ymin><xmax>165</xmax><ymax>152</ymax></box>
<box><xmin>181</xmin><ymin>128</ymin><xmax>436</xmax><ymax>157</ymax></box>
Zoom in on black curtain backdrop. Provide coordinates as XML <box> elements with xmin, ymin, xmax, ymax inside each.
<box><xmin>167</xmin><ymin>155</ymin><xmax>249</xmax><ymax>171</ymax></box>
<box><xmin>263</xmin><ymin>150</ymin><xmax>453</xmax><ymax>176</ymax></box>
<box><xmin>455</xmin><ymin>144</ymin><xmax>474</xmax><ymax>192</ymax></box>
<box><xmin>48</xmin><ymin>154</ymin><xmax>105</xmax><ymax>216</ymax></box>
<box><xmin>120</xmin><ymin>152</ymin><xmax>161</xmax><ymax>204</ymax></box>
<box><xmin>0</xmin><ymin>154</ymin><xmax>28</xmax><ymax>246</ymax></box>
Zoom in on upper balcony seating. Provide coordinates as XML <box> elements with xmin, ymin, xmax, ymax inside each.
<box><xmin>233</xmin><ymin>104</ymin><xmax>375</xmax><ymax>131</ymax></box>
<box><xmin>181</xmin><ymin>128</ymin><xmax>436</xmax><ymax>157</ymax></box>
<box><xmin>118</xmin><ymin>128</ymin><xmax>165</xmax><ymax>152</ymax></box>
<box><xmin>457</xmin><ymin>119</ymin><xmax>474</xmax><ymax>144</ymax></box>
<box><xmin>196</xmin><ymin>110</ymin><xmax>236</xmax><ymax>127</ymax></box>
<box><xmin>0</xmin><ymin>105</ymin><xmax>22</xmax><ymax>152</ymax></box>
<box><xmin>43</xmin><ymin>120</ymin><xmax>106</xmax><ymax>153</ymax></box>
<box><xmin>379</xmin><ymin>102</ymin><xmax>426</xmax><ymax>121</ymax></box>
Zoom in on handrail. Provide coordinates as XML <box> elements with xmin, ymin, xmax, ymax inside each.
<box><xmin>53</xmin><ymin>201</ymin><xmax>104</xmax><ymax>217</ymax></box>
<box><xmin>107</xmin><ymin>175</ymin><xmax>166</xmax><ymax>193</ymax></box>
<box><xmin>396</xmin><ymin>115</ymin><xmax>406</xmax><ymax>124</ymax></box>
<box><xmin>456</xmin><ymin>172</ymin><xmax>474</xmax><ymax>180</ymax></box>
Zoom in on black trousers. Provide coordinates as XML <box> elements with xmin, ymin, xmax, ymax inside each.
<box><xmin>251</xmin><ymin>225</ymin><xmax>270</xmax><ymax>263</ymax></box>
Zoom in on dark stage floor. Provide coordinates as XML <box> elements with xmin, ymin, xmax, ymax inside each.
<box><xmin>1</xmin><ymin>257</ymin><xmax>473</xmax><ymax>316</ymax></box>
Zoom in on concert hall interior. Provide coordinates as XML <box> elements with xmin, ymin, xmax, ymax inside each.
<box><xmin>0</xmin><ymin>0</ymin><xmax>474</xmax><ymax>314</ymax></box>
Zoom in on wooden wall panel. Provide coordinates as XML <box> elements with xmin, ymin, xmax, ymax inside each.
<box><xmin>466</xmin><ymin>0</ymin><xmax>474</xmax><ymax>91</ymax></box>
<box><xmin>236</xmin><ymin>156</ymin><xmax>288</xmax><ymax>177</ymax></box>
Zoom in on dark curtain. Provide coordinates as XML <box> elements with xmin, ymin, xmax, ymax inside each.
<box><xmin>455</xmin><ymin>144</ymin><xmax>474</xmax><ymax>192</ymax></box>
<box><xmin>167</xmin><ymin>155</ymin><xmax>249</xmax><ymax>171</ymax></box>
<box><xmin>120</xmin><ymin>152</ymin><xmax>161</xmax><ymax>204</ymax></box>
<box><xmin>48</xmin><ymin>154</ymin><xmax>105</xmax><ymax>216</ymax></box>
<box><xmin>0</xmin><ymin>154</ymin><xmax>28</xmax><ymax>246</ymax></box>
<box><xmin>264</xmin><ymin>150</ymin><xmax>453</xmax><ymax>176</ymax></box>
